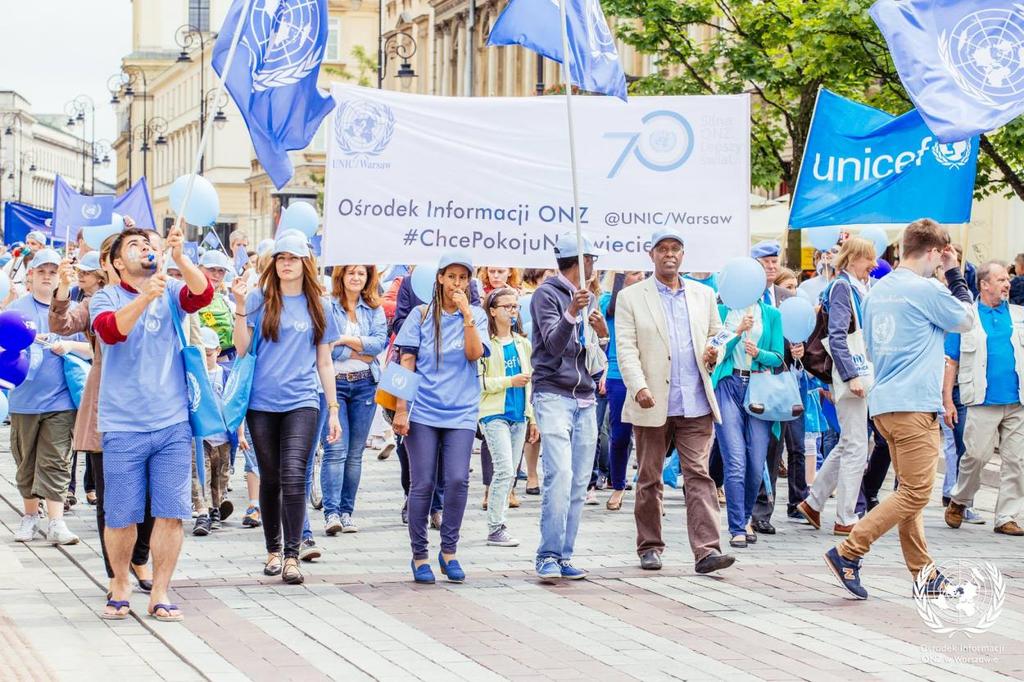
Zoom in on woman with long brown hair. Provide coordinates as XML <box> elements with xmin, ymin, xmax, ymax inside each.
<box><xmin>320</xmin><ymin>264</ymin><xmax>387</xmax><ymax>535</ymax></box>
<box><xmin>231</xmin><ymin>233</ymin><xmax>342</xmax><ymax>585</ymax></box>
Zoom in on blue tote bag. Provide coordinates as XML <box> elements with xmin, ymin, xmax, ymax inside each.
<box><xmin>221</xmin><ymin>314</ymin><xmax>260</xmax><ymax>432</ymax></box>
<box><xmin>168</xmin><ymin>293</ymin><xmax>228</xmax><ymax>438</ymax></box>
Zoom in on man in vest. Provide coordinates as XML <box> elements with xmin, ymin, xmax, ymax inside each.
<box><xmin>945</xmin><ymin>260</ymin><xmax>1024</xmax><ymax>536</ymax></box>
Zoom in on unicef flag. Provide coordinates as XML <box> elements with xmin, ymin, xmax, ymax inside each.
<box><xmin>789</xmin><ymin>89</ymin><xmax>978</xmax><ymax>228</ymax></box>
<box><xmin>212</xmin><ymin>0</ymin><xmax>335</xmax><ymax>189</ymax></box>
<box><xmin>488</xmin><ymin>0</ymin><xmax>627</xmax><ymax>100</ymax></box>
<box><xmin>52</xmin><ymin>176</ymin><xmax>113</xmax><ymax>237</ymax></box>
<box><xmin>871</xmin><ymin>0</ymin><xmax>1024</xmax><ymax>142</ymax></box>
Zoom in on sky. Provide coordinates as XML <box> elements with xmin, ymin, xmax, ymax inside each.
<box><xmin>0</xmin><ymin>0</ymin><xmax>133</xmax><ymax>184</ymax></box>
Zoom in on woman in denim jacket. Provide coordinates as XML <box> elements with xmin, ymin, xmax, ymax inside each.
<box><xmin>322</xmin><ymin>265</ymin><xmax>388</xmax><ymax>535</ymax></box>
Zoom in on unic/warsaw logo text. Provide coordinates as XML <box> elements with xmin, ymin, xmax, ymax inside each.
<box><xmin>604</xmin><ymin>110</ymin><xmax>695</xmax><ymax>178</ymax></box>
<box><xmin>334</xmin><ymin>98</ymin><xmax>395</xmax><ymax>158</ymax></box>
<box><xmin>915</xmin><ymin>560</ymin><xmax>1005</xmax><ymax>636</ymax></box>
<box><xmin>244</xmin><ymin>0</ymin><xmax>323</xmax><ymax>91</ymax></box>
<box><xmin>938</xmin><ymin>6</ymin><xmax>1024</xmax><ymax>106</ymax></box>
<box><xmin>812</xmin><ymin>136</ymin><xmax>972</xmax><ymax>183</ymax></box>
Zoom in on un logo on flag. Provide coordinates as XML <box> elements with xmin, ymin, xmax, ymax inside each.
<box><xmin>932</xmin><ymin>139</ymin><xmax>973</xmax><ymax>170</ymax></box>
<box><xmin>335</xmin><ymin>99</ymin><xmax>395</xmax><ymax>157</ymax></box>
<box><xmin>81</xmin><ymin>202</ymin><xmax>102</xmax><ymax>221</ymax></box>
<box><xmin>938</xmin><ymin>6</ymin><xmax>1024</xmax><ymax>105</ymax></box>
<box><xmin>245</xmin><ymin>0</ymin><xmax>323</xmax><ymax>91</ymax></box>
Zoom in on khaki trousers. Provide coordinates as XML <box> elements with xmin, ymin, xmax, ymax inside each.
<box><xmin>634</xmin><ymin>414</ymin><xmax>721</xmax><ymax>562</ymax></box>
<box><xmin>951</xmin><ymin>404</ymin><xmax>1024</xmax><ymax>526</ymax></box>
<box><xmin>11</xmin><ymin>411</ymin><xmax>76</xmax><ymax>502</ymax></box>
<box><xmin>839</xmin><ymin>412</ymin><xmax>939</xmax><ymax>576</ymax></box>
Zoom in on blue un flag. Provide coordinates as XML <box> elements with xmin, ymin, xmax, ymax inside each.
<box><xmin>871</xmin><ymin>0</ymin><xmax>1024</xmax><ymax>142</ymax></box>
<box><xmin>212</xmin><ymin>0</ymin><xmax>335</xmax><ymax>188</ymax></box>
<box><xmin>488</xmin><ymin>0</ymin><xmax>627</xmax><ymax>100</ymax></box>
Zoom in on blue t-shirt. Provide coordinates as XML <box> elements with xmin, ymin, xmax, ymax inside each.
<box><xmin>944</xmin><ymin>301</ymin><xmax>1019</xmax><ymax>406</ymax></box>
<box><xmin>91</xmin><ymin>280</ymin><xmax>191</xmax><ymax>432</ymax></box>
<box><xmin>864</xmin><ymin>268</ymin><xmax>972</xmax><ymax>417</ymax></box>
<box><xmin>599</xmin><ymin>292</ymin><xmax>620</xmax><ymax>380</ymax></box>
<box><xmin>395</xmin><ymin>303</ymin><xmax>489</xmax><ymax>430</ymax></box>
<box><xmin>684</xmin><ymin>273</ymin><xmax>718</xmax><ymax>293</ymax></box>
<box><xmin>7</xmin><ymin>295</ymin><xmax>80</xmax><ymax>415</ymax></box>
<box><xmin>483</xmin><ymin>340</ymin><xmax>526</xmax><ymax>424</ymax></box>
<box><xmin>246</xmin><ymin>289</ymin><xmax>341</xmax><ymax>413</ymax></box>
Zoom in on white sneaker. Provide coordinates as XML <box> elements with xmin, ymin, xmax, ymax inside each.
<box><xmin>14</xmin><ymin>515</ymin><xmax>41</xmax><ymax>542</ymax></box>
<box><xmin>340</xmin><ymin>513</ymin><xmax>358</xmax><ymax>533</ymax></box>
<box><xmin>325</xmin><ymin>513</ymin><xmax>343</xmax><ymax>536</ymax></box>
<box><xmin>585</xmin><ymin>490</ymin><xmax>599</xmax><ymax>505</ymax></box>
<box><xmin>964</xmin><ymin>507</ymin><xmax>987</xmax><ymax>525</ymax></box>
<box><xmin>47</xmin><ymin>518</ymin><xmax>79</xmax><ymax>546</ymax></box>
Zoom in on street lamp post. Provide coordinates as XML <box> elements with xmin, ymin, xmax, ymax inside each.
<box><xmin>377</xmin><ymin>1</ymin><xmax>418</xmax><ymax>89</ymax></box>
<box><xmin>132</xmin><ymin>117</ymin><xmax>168</xmax><ymax>181</ymax></box>
<box><xmin>17</xmin><ymin>151</ymin><xmax>37</xmax><ymax>203</ymax></box>
<box><xmin>0</xmin><ymin>113</ymin><xmax>24</xmax><ymax>215</ymax></box>
<box><xmin>122</xmin><ymin>66</ymin><xmax>149</xmax><ymax>184</ymax></box>
<box><xmin>107</xmin><ymin>73</ymin><xmax>133</xmax><ymax>187</ymax></box>
<box><xmin>175</xmin><ymin>24</ymin><xmax>213</xmax><ymax>173</ymax></box>
<box><xmin>65</xmin><ymin>94</ymin><xmax>96</xmax><ymax>194</ymax></box>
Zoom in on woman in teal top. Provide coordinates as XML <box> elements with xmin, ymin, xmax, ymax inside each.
<box><xmin>711</xmin><ymin>300</ymin><xmax>783</xmax><ymax>549</ymax></box>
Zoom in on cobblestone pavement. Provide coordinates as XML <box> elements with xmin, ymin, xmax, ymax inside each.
<box><xmin>1</xmin><ymin>423</ymin><xmax>1022</xmax><ymax>681</ymax></box>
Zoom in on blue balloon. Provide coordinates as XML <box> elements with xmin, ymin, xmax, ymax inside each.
<box><xmin>718</xmin><ymin>257</ymin><xmax>767</xmax><ymax>310</ymax></box>
<box><xmin>0</xmin><ymin>272</ymin><xmax>9</xmax><ymax>302</ymax></box>
<box><xmin>0</xmin><ymin>311</ymin><xmax>35</xmax><ymax>353</ymax></box>
<box><xmin>83</xmin><ymin>212</ymin><xmax>124</xmax><ymax>249</ymax></box>
<box><xmin>279</xmin><ymin>202</ymin><xmax>319</xmax><ymax>238</ymax></box>
<box><xmin>518</xmin><ymin>293</ymin><xmax>534</xmax><ymax>331</ymax></box>
<box><xmin>410</xmin><ymin>263</ymin><xmax>438</xmax><ymax>303</ymax></box>
<box><xmin>779</xmin><ymin>296</ymin><xmax>816</xmax><ymax>343</ymax></box>
<box><xmin>859</xmin><ymin>226</ymin><xmax>890</xmax><ymax>257</ymax></box>
<box><xmin>0</xmin><ymin>391</ymin><xmax>8</xmax><ymax>422</ymax></box>
<box><xmin>0</xmin><ymin>349</ymin><xmax>29</xmax><ymax>389</ymax></box>
<box><xmin>806</xmin><ymin>226</ymin><xmax>841</xmax><ymax>251</ymax></box>
<box><xmin>170</xmin><ymin>174</ymin><xmax>220</xmax><ymax>226</ymax></box>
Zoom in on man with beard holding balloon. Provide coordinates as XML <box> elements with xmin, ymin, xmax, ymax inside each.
<box><xmin>7</xmin><ymin>247</ymin><xmax>92</xmax><ymax>546</ymax></box>
<box><xmin>89</xmin><ymin>224</ymin><xmax>213</xmax><ymax>621</ymax></box>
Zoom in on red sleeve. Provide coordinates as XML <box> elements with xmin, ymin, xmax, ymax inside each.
<box><xmin>93</xmin><ymin>311</ymin><xmax>127</xmax><ymax>344</ymax></box>
<box><xmin>179</xmin><ymin>275</ymin><xmax>215</xmax><ymax>314</ymax></box>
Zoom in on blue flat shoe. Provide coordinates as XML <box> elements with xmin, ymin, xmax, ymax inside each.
<box><xmin>411</xmin><ymin>560</ymin><xmax>436</xmax><ymax>584</ymax></box>
<box><xmin>438</xmin><ymin>551</ymin><xmax>466</xmax><ymax>583</ymax></box>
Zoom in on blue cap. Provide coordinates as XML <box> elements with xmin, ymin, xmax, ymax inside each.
<box><xmin>75</xmin><ymin>252</ymin><xmax>102</xmax><ymax>272</ymax></box>
<box><xmin>750</xmin><ymin>240</ymin><xmax>781</xmax><ymax>259</ymax></box>
<box><xmin>650</xmin><ymin>228</ymin><xmax>684</xmax><ymax>249</ymax></box>
<box><xmin>553</xmin><ymin>231</ymin><xmax>606</xmax><ymax>259</ymax></box>
<box><xmin>256</xmin><ymin>238</ymin><xmax>274</xmax><ymax>256</ymax></box>
<box><xmin>200</xmin><ymin>249</ymin><xmax>232</xmax><ymax>271</ymax></box>
<box><xmin>272</xmin><ymin>233</ymin><xmax>311</xmax><ymax>258</ymax></box>
<box><xmin>437</xmin><ymin>250</ymin><xmax>473</xmax><ymax>273</ymax></box>
<box><xmin>26</xmin><ymin>231</ymin><xmax>46</xmax><ymax>245</ymax></box>
<box><xmin>29</xmin><ymin>248</ymin><xmax>62</xmax><ymax>269</ymax></box>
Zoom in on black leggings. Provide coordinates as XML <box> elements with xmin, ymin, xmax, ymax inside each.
<box><xmin>88</xmin><ymin>451</ymin><xmax>153</xmax><ymax>578</ymax></box>
<box><xmin>247</xmin><ymin>408</ymin><xmax>319</xmax><ymax>558</ymax></box>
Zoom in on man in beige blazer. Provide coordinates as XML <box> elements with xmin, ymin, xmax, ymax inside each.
<box><xmin>616</xmin><ymin>229</ymin><xmax>735</xmax><ymax>574</ymax></box>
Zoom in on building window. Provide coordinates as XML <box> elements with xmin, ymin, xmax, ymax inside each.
<box><xmin>327</xmin><ymin>17</ymin><xmax>341</xmax><ymax>61</ymax></box>
<box><xmin>189</xmin><ymin>0</ymin><xmax>210</xmax><ymax>32</ymax></box>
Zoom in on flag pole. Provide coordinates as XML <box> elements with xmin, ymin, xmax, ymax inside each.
<box><xmin>172</xmin><ymin>0</ymin><xmax>254</xmax><ymax>239</ymax></box>
<box><xmin>557</xmin><ymin>0</ymin><xmax>588</xmax><ymax>331</ymax></box>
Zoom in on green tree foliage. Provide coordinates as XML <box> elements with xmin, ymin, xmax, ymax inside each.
<box><xmin>603</xmin><ymin>0</ymin><xmax>1024</xmax><ymax>200</ymax></box>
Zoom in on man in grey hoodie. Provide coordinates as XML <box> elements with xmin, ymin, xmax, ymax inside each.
<box><xmin>531</xmin><ymin>232</ymin><xmax>608</xmax><ymax>582</ymax></box>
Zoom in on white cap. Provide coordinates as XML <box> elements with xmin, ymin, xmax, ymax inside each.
<box><xmin>199</xmin><ymin>326</ymin><xmax>220</xmax><ymax>350</ymax></box>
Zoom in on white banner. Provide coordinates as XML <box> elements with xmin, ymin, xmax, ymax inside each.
<box><xmin>323</xmin><ymin>85</ymin><xmax>750</xmax><ymax>271</ymax></box>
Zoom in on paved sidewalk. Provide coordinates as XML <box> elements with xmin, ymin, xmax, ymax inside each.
<box><xmin>1</xmin><ymin>425</ymin><xmax>1023</xmax><ymax>681</ymax></box>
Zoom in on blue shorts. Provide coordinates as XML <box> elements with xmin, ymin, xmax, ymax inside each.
<box><xmin>102</xmin><ymin>421</ymin><xmax>193</xmax><ymax>528</ymax></box>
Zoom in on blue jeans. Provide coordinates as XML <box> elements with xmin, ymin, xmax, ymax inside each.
<box><xmin>405</xmin><ymin>423</ymin><xmax>474</xmax><ymax>559</ymax></box>
<box><xmin>816</xmin><ymin>429</ymin><xmax>839</xmax><ymax>469</ymax></box>
<box><xmin>714</xmin><ymin>374</ymin><xmax>772</xmax><ymax>537</ymax></box>
<box><xmin>480</xmin><ymin>418</ymin><xmax>527</xmax><ymax>532</ymax></box>
<box><xmin>605</xmin><ymin>378</ymin><xmax>634</xmax><ymax>490</ymax></box>
<box><xmin>302</xmin><ymin>393</ymin><xmax>330</xmax><ymax>541</ymax></box>
<box><xmin>321</xmin><ymin>377</ymin><xmax>378</xmax><ymax>518</ymax></box>
<box><xmin>534</xmin><ymin>392</ymin><xmax>597</xmax><ymax>562</ymax></box>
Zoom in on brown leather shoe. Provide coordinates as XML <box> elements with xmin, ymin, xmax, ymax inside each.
<box><xmin>995</xmin><ymin>520</ymin><xmax>1024</xmax><ymax>536</ymax></box>
<box><xmin>945</xmin><ymin>501</ymin><xmax>966</xmax><ymax>529</ymax></box>
<box><xmin>833</xmin><ymin>523</ymin><xmax>855</xmax><ymax>536</ymax></box>
<box><xmin>797</xmin><ymin>500</ymin><xmax>821</xmax><ymax>530</ymax></box>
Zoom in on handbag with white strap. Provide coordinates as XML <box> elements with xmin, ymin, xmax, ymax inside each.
<box><xmin>822</xmin><ymin>281</ymin><xmax>874</xmax><ymax>402</ymax></box>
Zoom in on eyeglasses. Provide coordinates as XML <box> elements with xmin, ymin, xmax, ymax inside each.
<box><xmin>494</xmin><ymin>304</ymin><xmax>520</xmax><ymax>312</ymax></box>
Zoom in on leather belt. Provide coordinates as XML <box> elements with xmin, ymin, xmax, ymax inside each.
<box><xmin>336</xmin><ymin>370</ymin><xmax>373</xmax><ymax>382</ymax></box>
<box><xmin>732</xmin><ymin>370</ymin><xmax>751</xmax><ymax>378</ymax></box>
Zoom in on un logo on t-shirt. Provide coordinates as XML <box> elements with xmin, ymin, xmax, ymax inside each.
<box><xmin>293</xmin><ymin>320</ymin><xmax>310</xmax><ymax>333</ymax></box>
<box><xmin>145</xmin><ymin>316</ymin><xmax>161</xmax><ymax>333</ymax></box>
